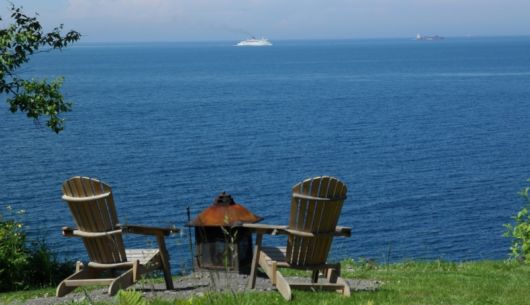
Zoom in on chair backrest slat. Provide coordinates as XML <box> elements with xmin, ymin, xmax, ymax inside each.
<box><xmin>286</xmin><ymin>176</ymin><xmax>347</xmax><ymax>267</ymax></box>
<box><xmin>62</xmin><ymin>176</ymin><xmax>127</xmax><ymax>264</ymax></box>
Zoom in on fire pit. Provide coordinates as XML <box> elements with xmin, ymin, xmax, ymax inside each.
<box><xmin>188</xmin><ymin>192</ymin><xmax>262</xmax><ymax>273</ymax></box>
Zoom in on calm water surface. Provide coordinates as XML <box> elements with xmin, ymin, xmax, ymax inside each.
<box><xmin>1</xmin><ymin>37</ymin><xmax>530</xmax><ymax>272</ymax></box>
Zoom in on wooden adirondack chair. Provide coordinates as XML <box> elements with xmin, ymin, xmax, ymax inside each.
<box><xmin>56</xmin><ymin>176</ymin><xmax>179</xmax><ymax>297</ymax></box>
<box><xmin>245</xmin><ymin>176</ymin><xmax>351</xmax><ymax>301</ymax></box>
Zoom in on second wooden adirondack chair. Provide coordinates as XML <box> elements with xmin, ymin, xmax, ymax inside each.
<box><xmin>245</xmin><ymin>176</ymin><xmax>351</xmax><ymax>301</ymax></box>
<box><xmin>56</xmin><ymin>176</ymin><xmax>179</xmax><ymax>297</ymax></box>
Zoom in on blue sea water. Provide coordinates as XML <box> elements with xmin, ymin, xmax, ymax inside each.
<box><xmin>1</xmin><ymin>37</ymin><xmax>530</xmax><ymax>272</ymax></box>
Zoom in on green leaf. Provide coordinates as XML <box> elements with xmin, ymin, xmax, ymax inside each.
<box><xmin>116</xmin><ymin>290</ymin><xmax>147</xmax><ymax>305</ymax></box>
<box><xmin>1</xmin><ymin>4</ymin><xmax>80</xmax><ymax>133</ymax></box>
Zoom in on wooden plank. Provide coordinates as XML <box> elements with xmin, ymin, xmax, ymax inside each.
<box><xmin>316</xmin><ymin>177</ymin><xmax>342</xmax><ymax>263</ymax></box>
<box><xmin>82</xmin><ymin>177</ymin><xmax>96</xmax><ymax>196</ymax></box>
<box><xmin>56</xmin><ymin>264</ymin><xmax>102</xmax><ymax>297</ymax></box>
<box><xmin>77</xmin><ymin>177</ymin><xmax>87</xmax><ymax>195</ymax></box>
<box><xmin>95</xmin><ymin>198</ymin><xmax>113</xmax><ymax>230</ymax></box>
<box><xmin>98</xmin><ymin>181</ymin><xmax>126</xmax><ymax>262</ymax></box>
<box><xmin>119</xmin><ymin>224</ymin><xmax>178</xmax><ymax>236</ymax></box>
<box><xmin>329</xmin><ymin>180</ymin><xmax>347</xmax><ymax>256</ymax></box>
<box><xmin>70</xmin><ymin>229</ymin><xmax>122</xmax><ymax>238</ymax></box>
<box><xmin>88</xmin><ymin>179</ymin><xmax>114</xmax><ymax>264</ymax></box>
<box><xmin>308</xmin><ymin>204</ymin><xmax>323</xmax><ymax>264</ymax></box>
<box><xmin>132</xmin><ymin>260</ymin><xmax>139</xmax><ymax>282</ymax></box>
<box><xmin>286</xmin><ymin>180</ymin><xmax>302</xmax><ymax>263</ymax></box>
<box><xmin>125</xmin><ymin>249</ymin><xmax>158</xmax><ymax>263</ymax></box>
<box><xmin>337</xmin><ymin>276</ymin><xmax>351</xmax><ymax>296</ymax></box>
<box><xmin>325</xmin><ymin>264</ymin><xmax>340</xmax><ymax>283</ymax></box>
<box><xmin>292</xmin><ymin>193</ymin><xmax>346</xmax><ymax>201</ymax></box>
<box><xmin>69</xmin><ymin>177</ymin><xmax>83</xmax><ymax>197</ymax></box>
<box><xmin>62</xmin><ymin>192</ymin><xmax>111</xmax><ymax>202</ymax></box>
<box><xmin>241</xmin><ymin>223</ymin><xmax>288</xmax><ymax>234</ymax></box>
<box><xmin>87</xmin><ymin>261</ymin><xmax>134</xmax><ymax>269</ymax></box>
<box><xmin>64</xmin><ymin>278</ymin><xmax>115</xmax><ymax>286</ymax></box>
<box><xmin>96</xmin><ymin>178</ymin><xmax>124</xmax><ymax>263</ymax></box>
<box><xmin>274</xmin><ymin>270</ymin><xmax>292</xmax><ymax>301</ymax></box>
<box><xmin>289</xmin><ymin>181</ymin><xmax>302</xmax><ymax>228</ymax></box>
<box><xmin>288</xmin><ymin>282</ymin><xmax>346</xmax><ymax>290</ymax></box>
<box><xmin>299</xmin><ymin>177</ymin><xmax>321</xmax><ymax>264</ymax></box>
<box><xmin>258</xmin><ymin>248</ymin><xmax>278</xmax><ymax>283</ymax></box>
<box><xmin>241</xmin><ymin>224</ymin><xmax>350</xmax><ymax>237</ymax></box>
<box><xmin>248</xmin><ymin>232</ymin><xmax>263</xmax><ymax>289</ymax></box>
<box><xmin>271</xmin><ymin>261</ymin><xmax>277</xmax><ymax>284</ymax></box>
<box><xmin>155</xmin><ymin>233</ymin><xmax>174</xmax><ymax>290</ymax></box>
<box><xmin>84</xmin><ymin>202</ymin><xmax>108</xmax><ymax>262</ymax></box>
<box><xmin>261</xmin><ymin>247</ymin><xmax>287</xmax><ymax>261</ymax></box>
<box><xmin>310</xmin><ymin>176</ymin><xmax>331</xmax><ymax>264</ymax></box>
<box><xmin>108</xmin><ymin>269</ymin><xmax>134</xmax><ymax>296</ymax></box>
<box><xmin>74</xmin><ymin>201</ymin><xmax>100</xmax><ymax>262</ymax></box>
<box><xmin>311</xmin><ymin>270</ymin><xmax>319</xmax><ymax>283</ymax></box>
<box><xmin>288</xmin><ymin>178</ymin><xmax>312</xmax><ymax>265</ymax></box>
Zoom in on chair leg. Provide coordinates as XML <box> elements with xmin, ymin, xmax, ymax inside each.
<box><xmin>326</xmin><ymin>264</ymin><xmax>341</xmax><ymax>283</ymax></box>
<box><xmin>156</xmin><ymin>234</ymin><xmax>174</xmax><ymax>290</ymax></box>
<box><xmin>275</xmin><ymin>270</ymin><xmax>292</xmax><ymax>301</ymax></box>
<box><xmin>76</xmin><ymin>261</ymin><xmax>83</xmax><ymax>272</ymax></box>
<box><xmin>248</xmin><ymin>233</ymin><xmax>263</xmax><ymax>289</ymax></box>
<box><xmin>56</xmin><ymin>280</ymin><xmax>76</xmax><ymax>297</ymax></box>
<box><xmin>56</xmin><ymin>262</ymin><xmax>101</xmax><ymax>297</ymax></box>
<box><xmin>325</xmin><ymin>265</ymin><xmax>350</xmax><ymax>296</ymax></box>
<box><xmin>311</xmin><ymin>270</ymin><xmax>319</xmax><ymax>283</ymax></box>
<box><xmin>326</xmin><ymin>268</ymin><xmax>338</xmax><ymax>283</ymax></box>
<box><xmin>336</xmin><ymin>276</ymin><xmax>351</xmax><ymax>296</ymax></box>
<box><xmin>108</xmin><ymin>269</ymin><xmax>134</xmax><ymax>296</ymax></box>
<box><xmin>132</xmin><ymin>260</ymin><xmax>139</xmax><ymax>282</ymax></box>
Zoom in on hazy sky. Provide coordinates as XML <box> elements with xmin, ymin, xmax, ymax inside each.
<box><xmin>2</xmin><ymin>0</ymin><xmax>529</xmax><ymax>42</ymax></box>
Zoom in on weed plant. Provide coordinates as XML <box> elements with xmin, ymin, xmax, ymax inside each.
<box><xmin>504</xmin><ymin>180</ymin><xmax>530</xmax><ymax>263</ymax></box>
<box><xmin>0</xmin><ymin>205</ymin><xmax>74</xmax><ymax>292</ymax></box>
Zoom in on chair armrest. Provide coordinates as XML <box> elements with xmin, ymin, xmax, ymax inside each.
<box><xmin>117</xmin><ymin>224</ymin><xmax>179</xmax><ymax>236</ymax></box>
<box><xmin>117</xmin><ymin>223</ymin><xmax>176</xmax><ymax>289</ymax></box>
<box><xmin>240</xmin><ymin>223</ymin><xmax>351</xmax><ymax>237</ymax></box>
<box><xmin>240</xmin><ymin>223</ymin><xmax>288</xmax><ymax>235</ymax></box>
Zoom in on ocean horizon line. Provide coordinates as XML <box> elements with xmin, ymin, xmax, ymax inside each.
<box><xmin>71</xmin><ymin>35</ymin><xmax>530</xmax><ymax>46</ymax></box>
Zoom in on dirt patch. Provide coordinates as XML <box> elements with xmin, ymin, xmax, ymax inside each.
<box><xmin>19</xmin><ymin>272</ymin><xmax>382</xmax><ymax>305</ymax></box>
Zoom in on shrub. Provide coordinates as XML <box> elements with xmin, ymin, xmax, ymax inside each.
<box><xmin>25</xmin><ymin>239</ymin><xmax>75</xmax><ymax>288</ymax></box>
<box><xmin>0</xmin><ymin>207</ymin><xmax>30</xmax><ymax>291</ymax></box>
<box><xmin>0</xmin><ymin>206</ymin><xmax>74</xmax><ymax>292</ymax></box>
<box><xmin>504</xmin><ymin>181</ymin><xmax>530</xmax><ymax>263</ymax></box>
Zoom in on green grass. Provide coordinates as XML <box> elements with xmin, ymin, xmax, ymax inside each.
<box><xmin>2</xmin><ymin>260</ymin><xmax>530</xmax><ymax>305</ymax></box>
<box><xmin>340</xmin><ymin>259</ymin><xmax>530</xmax><ymax>305</ymax></box>
<box><xmin>0</xmin><ymin>287</ymin><xmax>56</xmax><ymax>303</ymax></box>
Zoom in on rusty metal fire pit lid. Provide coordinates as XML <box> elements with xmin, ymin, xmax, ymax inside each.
<box><xmin>189</xmin><ymin>192</ymin><xmax>262</xmax><ymax>226</ymax></box>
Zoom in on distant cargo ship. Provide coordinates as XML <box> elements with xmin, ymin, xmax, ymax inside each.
<box><xmin>416</xmin><ymin>34</ymin><xmax>444</xmax><ymax>41</ymax></box>
<box><xmin>236</xmin><ymin>37</ymin><xmax>272</xmax><ymax>47</ymax></box>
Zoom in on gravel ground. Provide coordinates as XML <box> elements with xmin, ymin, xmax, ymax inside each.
<box><xmin>19</xmin><ymin>272</ymin><xmax>381</xmax><ymax>305</ymax></box>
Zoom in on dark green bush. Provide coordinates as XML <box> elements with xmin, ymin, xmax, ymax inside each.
<box><xmin>0</xmin><ymin>206</ymin><xmax>74</xmax><ymax>292</ymax></box>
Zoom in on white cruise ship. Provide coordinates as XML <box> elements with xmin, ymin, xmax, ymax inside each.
<box><xmin>416</xmin><ymin>33</ymin><xmax>444</xmax><ymax>41</ymax></box>
<box><xmin>236</xmin><ymin>37</ymin><xmax>272</xmax><ymax>47</ymax></box>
